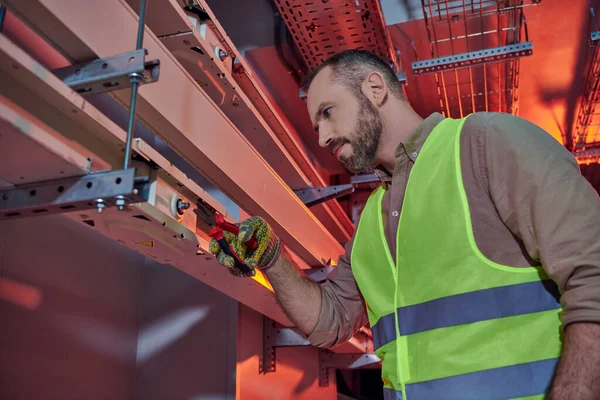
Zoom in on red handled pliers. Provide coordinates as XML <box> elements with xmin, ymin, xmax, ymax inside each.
<box><xmin>194</xmin><ymin>201</ymin><xmax>258</xmax><ymax>275</ymax></box>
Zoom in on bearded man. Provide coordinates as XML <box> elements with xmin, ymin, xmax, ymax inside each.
<box><xmin>209</xmin><ymin>50</ymin><xmax>600</xmax><ymax>400</ymax></box>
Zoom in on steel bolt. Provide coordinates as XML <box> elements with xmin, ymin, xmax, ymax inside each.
<box><xmin>177</xmin><ymin>199</ymin><xmax>191</xmax><ymax>214</ymax></box>
<box><xmin>116</xmin><ymin>197</ymin><xmax>126</xmax><ymax>211</ymax></box>
<box><xmin>218</xmin><ymin>49</ymin><xmax>228</xmax><ymax>61</ymax></box>
<box><xmin>97</xmin><ymin>202</ymin><xmax>105</xmax><ymax>213</ymax></box>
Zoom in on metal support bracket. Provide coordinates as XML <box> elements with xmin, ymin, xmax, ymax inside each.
<box><xmin>412</xmin><ymin>42</ymin><xmax>533</xmax><ymax>75</ymax></box>
<box><xmin>260</xmin><ymin>315</ymin><xmax>379</xmax><ymax>383</ymax></box>
<box><xmin>318</xmin><ymin>351</ymin><xmax>381</xmax><ymax>387</ymax></box>
<box><xmin>294</xmin><ymin>184</ymin><xmax>354</xmax><ymax>208</ymax></box>
<box><xmin>260</xmin><ymin>316</ymin><xmax>313</xmax><ymax>374</ymax></box>
<box><xmin>0</xmin><ymin>169</ymin><xmax>150</xmax><ymax>220</ymax></box>
<box><xmin>259</xmin><ymin>316</ymin><xmax>277</xmax><ymax>374</ymax></box>
<box><xmin>52</xmin><ymin>49</ymin><xmax>160</xmax><ymax>95</ymax></box>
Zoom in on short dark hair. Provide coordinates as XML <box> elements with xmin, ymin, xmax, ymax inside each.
<box><xmin>303</xmin><ymin>50</ymin><xmax>405</xmax><ymax>99</ymax></box>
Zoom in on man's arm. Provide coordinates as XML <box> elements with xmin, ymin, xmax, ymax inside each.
<box><xmin>266</xmin><ymin>240</ymin><xmax>368</xmax><ymax>348</ymax></box>
<box><xmin>482</xmin><ymin>113</ymin><xmax>600</xmax><ymax>398</ymax></box>
<box><xmin>210</xmin><ymin>216</ymin><xmax>368</xmax><ymax>348</ymax></box>
<box><xmin>549</xmin><ymin>322</ymin><xmax>600</xmax><ymax>399</ymax></box>
<box><xmin>264</xmin><ymin>247</ymin><xmax>323</xmax><ymax>334</ymax></box>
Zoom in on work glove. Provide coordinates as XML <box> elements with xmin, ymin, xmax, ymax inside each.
<box><xmin>209</xmin><ymin>216</ymin><xmax>282</xmax><ymax>277</ymax></box>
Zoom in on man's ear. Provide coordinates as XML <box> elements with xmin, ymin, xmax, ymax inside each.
<box><xmin>362</xmin><ymin>71</ymin><xmax>388</xmax><ymax>106</ymax></box>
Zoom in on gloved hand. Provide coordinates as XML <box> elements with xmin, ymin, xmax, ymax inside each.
<box><xmin>209</xmin><ymin>216</ymin><xmax>282</xmax><ymax>277</ymax></box>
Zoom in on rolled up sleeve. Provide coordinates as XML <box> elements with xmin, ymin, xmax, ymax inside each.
<box><xmin>484</xmin><ymin>113</ymin><xmax>600</xmax><ymax>328</ymax></box>
<box><xmin>307</xmin><ymin>237</ymin><xmax>368</xmax><ymax>348</ymax></box>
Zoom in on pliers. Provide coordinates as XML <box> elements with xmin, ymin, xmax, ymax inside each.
<box><xmin>194</xmin><ymin>201</ymin><xmax>258</xmax><ymax>275</ymax></box>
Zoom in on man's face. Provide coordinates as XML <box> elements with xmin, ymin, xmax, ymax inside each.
<box><xmin>307</xmin><ymin>67</ymin><xmax>383</xmax><ymax>174</ymax></box>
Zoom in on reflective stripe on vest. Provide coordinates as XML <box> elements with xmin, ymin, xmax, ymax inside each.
<box><xmin>351</xmin><ymin>116</ymin><xmax>563</xmax><ymax>399</ymax></box>
<box><xmin>372</xmin><ymin>279</ymin><xmax>561</xmax><ymax>349</ymax></box>
<box><xmin>383</xmin><ymin>358</ymin><xmax>558</xmax><ymax>400</ymax></box>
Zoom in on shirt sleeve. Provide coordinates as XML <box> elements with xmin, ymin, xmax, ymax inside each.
<box><xmin>307</xmin><ymin>236</ymin><xmax>369</xmax><ymax>348</ymax></box>
<box><xmin>483</xmin><ymin>113</ymin><xmax>600</xmax><ymax>328</ymax></box>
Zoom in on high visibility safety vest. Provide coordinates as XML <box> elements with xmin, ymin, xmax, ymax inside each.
<box><xmin>351</xmin><ymin>116</ymin><xmax>564</xmax><ymax>400</ymax></box>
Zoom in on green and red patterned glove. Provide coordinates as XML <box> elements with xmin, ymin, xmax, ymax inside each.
<box><xmin>209</xmin><ymin>216</ymin><xmax>282</xmax><ymax>277</ymax></box>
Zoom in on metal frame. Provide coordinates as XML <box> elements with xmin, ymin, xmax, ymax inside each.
<box><xmin>122</xmin><ymin>0</ymin><xmax>354</xmax><ymax>243</ymax></box>
<box><xmin>2</xmin><ymin>0</ymin><xmax>345</xmax><ymax>267</ymax></box>
<box><xmin>415</xmin><ymin>0</ymin><xmax>538</xmax><ymax>118</ymax></box>
<box><xmin>0</xmin><ymin>169</ymin><xmax>149</xmax><ymax>219</ymax></box>
<box><xmin>0</xmin><ymin>37</ymin><xmax>298</xmax><ymax>328</ymax></box>
<box><xmin>294</xmin><ymin>184</ymin><xmax>355</xmax><ymax>208</ymax></box>
<box><xmin>272</xmin><ymin>0</ymin><xmax>403</xmax><ymax>77</ymax></box>
<box><xmin>572</xmin><ymin>7</ymin><xmax>600</xmax><ymax>160</ymax></box>
<box><xmin>1</xmin><ymin>9</ymin><xmax>374</xmax><ymax>354</ymax></box>
<box><xmin>260</xmin><ymin>315</ymin><xmax>380</xmax><ymax>383</ymax></box>
<box><xmin>52</xmin><ymin>49</ymin><xmax>160</xmax><ymax>95</ymax></box>
<box><xmin>412</xmin><ymin>42</ymin><xmax>532</xmax><ymax>75</ymax></box>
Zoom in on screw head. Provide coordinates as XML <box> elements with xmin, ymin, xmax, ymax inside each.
<box><xmin>116</xmin><ymin>198</ymin><xmax>126</xmax><ymax>211</ymax></box>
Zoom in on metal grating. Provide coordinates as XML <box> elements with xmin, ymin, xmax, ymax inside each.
<box><xmin>417</xmin><ymin>0</ymin><xmax>538</xmax><ymax>118</ymax></box>
<box><xmin>572</xmin><ymin>8</ymin><xmax>600</xmax><ymax>162</ymax></box>
<box><xmin>273</xmin><ymin>0</ymin><xmax>399</xmax><ymax>72</ymax></box>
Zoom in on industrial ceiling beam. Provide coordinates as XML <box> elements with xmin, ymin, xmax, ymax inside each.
<box><xmin>2</xmin><ymin>0</ymin><xmax>345</xmax><ymax>267</ymax></box>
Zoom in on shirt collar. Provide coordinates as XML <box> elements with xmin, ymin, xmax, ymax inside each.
<box><xmin>373</xmin><ymin>112</ymin><xmax>446</xmax><ymax>182</ymax></box>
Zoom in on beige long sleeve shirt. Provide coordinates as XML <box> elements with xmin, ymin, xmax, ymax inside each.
<box><xmin>307</xmin><ymin>112</ymin><xmax>600</xmax><ymax>348</ymax></box>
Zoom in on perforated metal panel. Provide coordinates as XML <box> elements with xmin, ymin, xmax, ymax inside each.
<box><xmin>273</xmin><ymin>0</ymin><xmax>398</xmax><ymax>71</ymax></box>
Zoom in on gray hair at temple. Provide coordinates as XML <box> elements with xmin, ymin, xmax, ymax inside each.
<box><xmin>302</xmin><ymin>49</ymin><xmax>405</xmax><ymax>100</ymax></box>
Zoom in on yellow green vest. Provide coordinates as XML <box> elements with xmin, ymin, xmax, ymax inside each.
<box><xmin>351</xmin><ymin>116</ymin><xmax>563</xmax><ymax>400</ymax></box>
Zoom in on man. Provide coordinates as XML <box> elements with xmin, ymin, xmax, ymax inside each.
<box><xmin>209</xmin><ymin>50</ymin><xmax>600</xmax><ymax>399</ymax></box>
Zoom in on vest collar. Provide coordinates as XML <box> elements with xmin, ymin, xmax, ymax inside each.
<box><xmin>373</xmin><ymin>112</ymin><xmax>446</xmax><ymax>183</ymax></box>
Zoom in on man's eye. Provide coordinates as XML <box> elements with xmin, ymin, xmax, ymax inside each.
<box><xmin>324</xmin><ymin>108</ymin><xmax>332</xmax><ymax>118</ymax></box>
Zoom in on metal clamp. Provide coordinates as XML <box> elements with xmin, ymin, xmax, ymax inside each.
<box><xmin>0</xmin><ymin>169</ymin><xmax>150</xmax><ymax>220</ymax></box>
<box><xmin>52</xmin><ymin>49</ymin><xmax>159</xmax><ymax>95</ymax></box>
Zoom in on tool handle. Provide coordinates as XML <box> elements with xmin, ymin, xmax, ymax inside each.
<box><xmin>214</xmin><ymin>214</ymin><xmax>258</xmax><ymax>250</ymax></box>
<box><xmin>210</xmin><ymin>227</ymin><xmax>253</xmax><ymax>274</ymax></box>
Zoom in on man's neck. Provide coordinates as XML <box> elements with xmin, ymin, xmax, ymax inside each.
<box><xmin>375</xmin><ymin>101</ymin><xmax>424</xmax><ymax>173</ymax></box>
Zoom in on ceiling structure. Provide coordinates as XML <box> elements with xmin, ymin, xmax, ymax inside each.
<box><xmin>206</xmin><ymin>0</ymin><xmax>600</xmax><ymax>193</ymax></box>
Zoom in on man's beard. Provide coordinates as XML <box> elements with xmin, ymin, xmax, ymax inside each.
<box><xmin>329</xmin><ymin>95</ymin><xmax>383</xmax><ymax>174</ymax></box>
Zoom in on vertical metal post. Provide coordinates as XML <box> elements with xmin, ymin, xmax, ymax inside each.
<box><xmin>123</xmin><ymin>0</ymin><xmax>148</xmax><ymax>170</ymax></box>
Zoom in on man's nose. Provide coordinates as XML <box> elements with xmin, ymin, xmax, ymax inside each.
<box><xmin>318</xmin><ymin>127</ymin><xmax>334</xmax><ymax>149</ymax></box>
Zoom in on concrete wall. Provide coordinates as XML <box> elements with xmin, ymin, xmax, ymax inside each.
<box><xmin>0</xmin><ymin>215</ymin><xmax>143</xmax><ymax>400</ymax></box>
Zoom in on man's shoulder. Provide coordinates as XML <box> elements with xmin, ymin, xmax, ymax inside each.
<box><xmin>462</xmin><ymin>111</ymin><xmax>523</xmax><ymax>134</ymax></box>
<box><xmin>461</xmin><ymin>112</ymin><xmax>556</xmax><ymax>146</ymax></box>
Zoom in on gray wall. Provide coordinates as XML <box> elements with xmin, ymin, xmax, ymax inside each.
<box><xmin>0</xmin><ymin>215</ymin><xmax>143</xmax><ymax>400</ymax></box>
<box><xmin>134</xmin><ymin>257</ymin><xmax>237</xmax><ymax>400</ymax></box>
<box><xmin>0</xmin><ymin>214</ymin><xmax>237</xmax><ymax>400</ymax></box>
